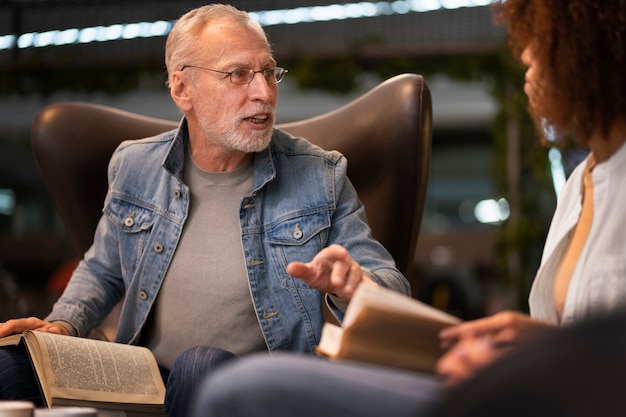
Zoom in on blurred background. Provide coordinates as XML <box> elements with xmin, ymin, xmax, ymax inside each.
<box><xmin>0</xmin><ymin>0</ymin><xmax>563</xmax><ymax>322</ymax></box>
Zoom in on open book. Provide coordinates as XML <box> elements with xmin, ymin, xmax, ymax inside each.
<box><xmin>0</xmin><ymin>331</ymin><xmax>165</xmax><ymax>416</ymax></box>
<box><xmin>316</xmin><ymin>284</ymin><xmax>462</xmax><ymax>374</ymax></box>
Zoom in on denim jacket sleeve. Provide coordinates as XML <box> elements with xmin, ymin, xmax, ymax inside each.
<box><xmin>44</xmin><ymin>145</ymin><xmax>135</xmax><ymax>337</ymax></box>
<box><xmin>45</xmin><ymin>219</ymin><xmax>127</xmax><ymax>338</ymax></box>
<box><xmin>260</xmin><ymin>131</ymin><xmax>410</xmax><ymax>324</ymax></box>
<box><xmin>45</xmin><ymin>131</ymin><xmax>186</xmax><ymax>341</ymax></box>
<box><xmin>324</xmin><ymin>157</ymin><xmax>411</xmax><ymax>318</ymax></box>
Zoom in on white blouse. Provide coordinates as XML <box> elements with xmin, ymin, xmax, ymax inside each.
<box><xmin>529</xmin><ymin>141</ymin><xmax>626</xmax><ymax>325</ymax></box>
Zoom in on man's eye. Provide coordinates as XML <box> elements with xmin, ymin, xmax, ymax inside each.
<box><xmin>231</xmin><ymin>69</ymin><xmax>249</xmax><ymax>78</ymax></box>
<box><xmin>263</xmin><ymin>68</ymin><xmax>278</xmax><ymax>80</ymax></box>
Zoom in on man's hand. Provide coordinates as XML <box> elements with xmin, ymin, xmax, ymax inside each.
<box><xmin>436</xmin><ymin>311</ymin><xmax>555</xmax><ymax>387</ymax></box>
<box><xmin>286</xmin><ymin>244</ymin><xmax>375</xmax><ymax>302</ymax></box>
<box><xmin>0</xmin><ymin>317</ymin><xmax>71</xmax><ymax>339</ymax></box>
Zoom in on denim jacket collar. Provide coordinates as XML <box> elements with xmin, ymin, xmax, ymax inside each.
<box><xmin>165</xmin><ymin>117</ymin><xmax>276</xmax><ymax>193</ymax></box>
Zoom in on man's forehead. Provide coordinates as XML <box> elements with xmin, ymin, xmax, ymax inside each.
<box><xmin>199</xmin><ymin>18</ymin><xmax>266</xmax><ymax>41</ymax></box>
<box><xmin>196</xmin><ymin>26</ymin><xmax>273</xmax><ymax>66</ymax></box>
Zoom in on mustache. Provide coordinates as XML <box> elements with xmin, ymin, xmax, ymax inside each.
<box><xmin>242</xmin><ymin>104</ymin><xmax>274</xmax><ymax>118</ymax></box>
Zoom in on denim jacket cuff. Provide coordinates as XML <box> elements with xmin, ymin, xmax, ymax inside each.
<box><xmin>52</xmin><ymin>320</ymin><xmax>79</xmax><ymax>337</ymax></box>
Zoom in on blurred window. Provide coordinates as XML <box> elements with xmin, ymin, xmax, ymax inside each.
<box><xmin>422</xmin><ymin>130</ymin><xmax>501</xmax><ymax>233</ymax></box>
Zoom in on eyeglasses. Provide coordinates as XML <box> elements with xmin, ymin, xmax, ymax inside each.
<box><xmin>180</xmin><ymin>65</ymin><xmax>288</xmax><ymax>85</ymax></box>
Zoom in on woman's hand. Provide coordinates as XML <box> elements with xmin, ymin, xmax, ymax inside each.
<box><xmin>436</xmin><ymin>311</ymin><xmax>555</xmax><ymax>387</ymax></box>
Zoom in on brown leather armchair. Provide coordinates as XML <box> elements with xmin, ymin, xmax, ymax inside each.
<box><xmin>31</xmin><ymin>73</ymin><xmax>432</xmax><ymax>300</ymax></box>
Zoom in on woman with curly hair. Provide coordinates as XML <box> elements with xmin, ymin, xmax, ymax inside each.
<box><xmin>190</xmin><ymin>1</ymin><xmax>626</xmax><ymax>416</ymax></box>
<box><xmin>437</xmin><ymin>0</ymin><xmax>626</xmax><ymax>386</ymax></box>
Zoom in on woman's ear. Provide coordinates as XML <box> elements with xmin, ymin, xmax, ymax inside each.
<box><xmin>170</xmin><ymin>71</ymin><xmax>193</xmax><ymax>112</ymax></box>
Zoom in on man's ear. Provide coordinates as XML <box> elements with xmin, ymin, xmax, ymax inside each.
<box><xmin>170</xmin><ymin>71</ymin><xmax>193</xmax><ymax>112</ymax></box>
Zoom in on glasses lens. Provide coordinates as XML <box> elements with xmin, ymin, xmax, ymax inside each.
<box><xmin>268</xmin><ymin>68</ymin><xmax>287</xmax><ymax>84</ymax></box>
<box><xmin>230</xmin><ymin>68</ymin><xmax>254</xmax><ymax>85</ymax></box>
<box><xmin>274</xmin><ymin>68</ymin><xmax>286</xmax><ymax>83</ymax></box>
<box><xmin>228</xmin><ymin>68</ymin><xmax>287</xmax><ymax>84</ymax></box>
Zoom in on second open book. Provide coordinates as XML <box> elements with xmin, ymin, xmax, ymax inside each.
<box><xmin>316</xmin><ymin>283</ymin><xmax>462</xmax><ymax>373</ymax></box>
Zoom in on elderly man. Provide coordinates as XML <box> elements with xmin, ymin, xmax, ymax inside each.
<box><xmin>0</xmin><ymin>4</ymin><xmax>408</xmax><ymax>417</ymax></box>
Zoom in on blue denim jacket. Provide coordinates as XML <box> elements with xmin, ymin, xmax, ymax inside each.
<box><xmin>47</xmin><ymin>119</ymin><xmax>409</xmax><ymax>353</ymax></box>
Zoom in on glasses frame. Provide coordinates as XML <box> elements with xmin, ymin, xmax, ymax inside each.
<box><xmin>180</xmin><ymin>65</ymin><xmax>288</xmax><ymax>85</ymax></box>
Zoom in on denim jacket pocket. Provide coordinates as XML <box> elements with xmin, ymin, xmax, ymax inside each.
<box><xmin>266</xmin><ymin>210</ymin><xmax>331</xmax><ymax>289</ymax></box>
<box><xmin>104</xmin><ymin>198</ymin><xmax>157</xmax><ymax>274</ymax></box>
<box><xmin>105</xmin><ymin>198</ymin><xmax>156</xmax><ymax>232</ymax></box>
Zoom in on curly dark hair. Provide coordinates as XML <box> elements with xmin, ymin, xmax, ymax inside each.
<box><xmin>494</xmin><ymin>0</ymin><xmax>626</xmax><ymax>144</ymax></box>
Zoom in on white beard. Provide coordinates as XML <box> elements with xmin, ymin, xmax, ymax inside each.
<box><xmin>196</xmin><ymin>103</ymin><xmax>274</xmax><ymax>154</ymax></box>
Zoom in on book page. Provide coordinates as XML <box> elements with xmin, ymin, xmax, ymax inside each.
<box><xmin>348</xmin><ymin>306</ymin><xmax>451</xmax><ymax>371</ymax></box>
<box><xmin>0</xmin><ymin>333</ymin><xmax>22</xmax><ymax>347</ymax></box>
<box><xmin>344</xmin><ymin>284</ymin><xmax>461</xmax><ymax>328</ymax></box>
<box><xmin>316</xmin><ymin>285</ymin><xmax>463</xmax><ymax>373</ymax></box>
<box><xmin>315</xmin><ymin>323</ymin><xmax>343</xmax><ymax>357</ymax></box>
<box><xmin>26</xmin><ymin>331</ymin><xmax>165</xmax><ymax>410</ymax></box>
<box><xmin>318</xmin><ymin>305</ymin><xmax>454</xmax><ymax>373</ymax></box>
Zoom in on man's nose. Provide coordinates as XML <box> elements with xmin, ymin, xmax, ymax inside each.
<box><xmin>248</xmin><ymin>73</ymin><xmax>275</xmax><ymax>101</ymax></box>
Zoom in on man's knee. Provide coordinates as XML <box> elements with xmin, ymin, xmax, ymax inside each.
<box><xmin>164</xmin><ymin>346</ymin><xmax>238</xmax><ymax>417</ymax></box>
<box><xmin>190</xmin><ymin>354</ymin><xmax>276</xmax><ymax>417</ymax></box>
<box><xmin>170</xmin><ymin>346</ymin><xmax>238</xmax><ymax>379</ymax></box>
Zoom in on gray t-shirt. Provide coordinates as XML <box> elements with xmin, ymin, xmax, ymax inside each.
<box><xmin>144</xmin><ymin>152</ymin><xmax>266</xmax><ymax>369</ymax></box>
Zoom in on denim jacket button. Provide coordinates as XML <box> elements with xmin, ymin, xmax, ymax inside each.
<box><xmin>124</xmin><ymin>210</ymin><xmax>135</xmax><ymax>227</ymax></box>
<box><xmin>153</xmin><ymin>243</ymin><xmax>164</xmax><ymax>253</ymax></box>
<box><xmin>138</xmin><ymin>291</ymin><xmax>148</xmax><ymax>300</ymax></box>
<box><xmin>293</xmin><ymin>224</ymin><xmax>303</xmax><ymax>239</ymax></box>
<box><xmin>173</xmin><ymin>189</ymin><xmax>181</xmax><ymax>198</ymax></box>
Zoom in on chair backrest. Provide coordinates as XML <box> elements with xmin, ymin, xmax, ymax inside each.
<box><xmin>31</xmin><ymin>73</ymin><xmax>432</xmax><ymax>290</ymax></box>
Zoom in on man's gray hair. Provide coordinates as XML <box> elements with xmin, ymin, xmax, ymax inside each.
<box><xmin>165</xmin><ymin>4</ymin><xmax>269</xmax><ymax>88</ymax></box>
